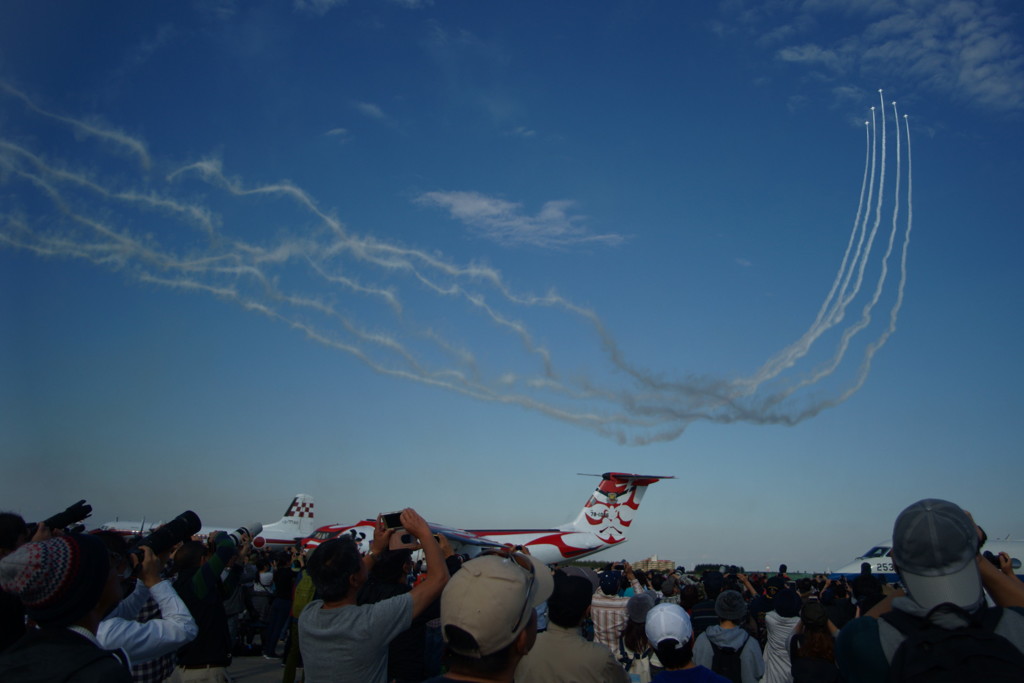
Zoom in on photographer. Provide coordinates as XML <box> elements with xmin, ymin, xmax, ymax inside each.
<box><xmin>1</xmin><ymin>512</ymin><xmax>46</xmax><ymax>651</ymax></box>
<box><xmin>94</xmin><ymin>532</ymin><xmax>198</xmax><ymax>668</ymax></box>
<box><xmin>1</xmin><ymin>502</ymin><xmax>92</xmax><ymax>652</ymax></box>
<box><xmin>171</xmin><ymin>530</ymin><xmax>250</xmax><ymax>682</ymax></box>
<box><xmin>299</xmin><ymin>507</ymin><xmax>449</xmax><ymax>683</ymax></box>
<box><xmin>0</xmin><ymin>533</ymin><xmax>132</xmax><ymax>682</ymax></box>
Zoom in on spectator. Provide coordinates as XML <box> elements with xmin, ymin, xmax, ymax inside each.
<box><xmin>818</xmin><ymin>578</ymin><xmax>855</xmax><ymax>631</ymax></box>
<box><xmin>692</xmin><ymin>590</ymin><xmax>764</xmax><ymax>683</ymax></box>
<box><xmin>222</xmin><ymin>542</ymin><xmax>254</xmax><ymax>654</ymax></box>
<box><xmin>262</xmin><ymin>552</ymin><xmax>295</xmax><ymax>659</ymax></box>
<box><xmin>591</xmin><ymin>562</ymin><xmax>643</xmax><ymax>650</ymax></box>
<box><xmin>788</xmin><ymin>602</ymin><xmax>839</xmax><ymax>683</ymax></box>
<box><xmin>836</xmin><ymin>499</ymin><xmax>1024</xmax><ymax>682</ymax></box>
<box><xmin>0</xmin><ymin>512</ymin><xmax>40</xmax><ymax>651</ymax></box>
<box><xmin>689</xmin><ymin>571</ymin><xmax>724</xmax><ymax>637</ymax></box>
<box><xmin>645</xmin><ymin>603</ymin><xmax>729</xmax><ymax>682</ymax></box>
<box><xmin>427</xmin><ymin>549</ymin><xmax>553</xmax><ymax>683</ymax></box>
<box><xmin>762</xmin><ymin>588</ymin><xmax>802</xmax><ymax>683</ymax></box>
<box><xmin>283</xmin><ymin>549</ymin><xmax>316</xmax><ymax>683</ymax></box>
<box><xmin>299</xmin><ymin>508</ymin><xmax>448</xmax><ymax>683</ymax></box>
<box><xmin>619</xmin><ymin>591</ymin><xmax>658</xmax><ymax>682</ymax></box>
<box><xmin>251</xmin><ymin>560</ymin><xmax>274</xmax><ymax>625</ymax></box>
<box><xmin>661</xmin><ymin>575</ymin><xmax>681</xmax><ymax>606</ymax></box>
<box><xmin>94</xmin><ymin>532</ymin><xmax>198</xmax><ymax>667</ymax></box>
<box><xmin>170</xmin><ymin>531</ymin><xmax>246</xmax><ymax>682</ymax></box>
<box><xmin>515</xmin><ymin>572</ymin><xmax>628</xmax><ymax>682</ymax></box>
<box><xmin>849</xmin><ymin>563</ymin><xmax>882</xmax><ymax>615</ymax></box>
<box><xmin>357</xmin><ymin>548</ymin><xmax>430</xmax><ymax>682</ymax></box>
<box><xmin>679</xmin><ymin>585</ymin><xmax>701</xmax><ymax>614</ymax></box>
<box><xmin>0</xmin><ymin>533</ymin><xmax>132</xmax><ymax>682</ymax></box>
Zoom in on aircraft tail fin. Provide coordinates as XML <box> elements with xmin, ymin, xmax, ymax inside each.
<box><xmin>562</xmin><ymin>472</ymin><xmax>672</xmax><ymax>542</ymax></box>
<box><xmin>263</xmin><ymin>493</ymin><xmax>316</xmax><ymax>539</ymax></box>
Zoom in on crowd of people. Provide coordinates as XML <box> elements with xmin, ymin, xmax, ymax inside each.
<box><xmin>2</xmin><ymin>497</ymin><xmax>1024</xmax><ymax>682</ymax></box>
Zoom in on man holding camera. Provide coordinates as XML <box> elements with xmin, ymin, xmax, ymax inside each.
<box><xmin>299</xmin><ymin>507</ymin><xmax>449</xmax><ymax>683</ymax></box>
<box><xmin>95</xmin><ymin>533</ymin><xmax>198</xmax><ymax>671</ymax></box>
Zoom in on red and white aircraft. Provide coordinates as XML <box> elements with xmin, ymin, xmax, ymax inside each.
<box><xmin>98</xmin><ymin>494</ymin><xmax>317</xmax><ymax>553</ymax></box>
<box><xmin>303</xmin><ymin>473</ymin><xmax>671</xmax><ymax>565</ymax></box>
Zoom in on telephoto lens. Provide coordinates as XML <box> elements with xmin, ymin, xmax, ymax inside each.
<box><xmin>129</xmin><ymin>510</ymin><xmax>202</xmax><ymax>559</ymax></box>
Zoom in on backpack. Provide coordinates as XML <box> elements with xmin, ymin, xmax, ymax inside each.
<box><xmin>881</xmin><ymin>604</ymin><xmax>1024</xmax><ymax>682</ymax></box>
<box><xmin>710</xmin><ymin>631</ymin><xmax>748</xmax><ymax>683</ymax></box>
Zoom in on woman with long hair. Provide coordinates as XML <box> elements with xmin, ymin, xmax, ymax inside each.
<box><xmin>789</xmin><ymin>601</ymin><xmax>842</xmax><ymax>683</ymax></box>
<box><xmin>619</xmin><ymin>593</ymin><xmax>657</xmax><ymax>682</ymax></box>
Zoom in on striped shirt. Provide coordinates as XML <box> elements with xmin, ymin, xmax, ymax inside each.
<box><xmin>590</xmin><ymin>578</ymin><xmax>642</xmax><ymax>651</ymax></box>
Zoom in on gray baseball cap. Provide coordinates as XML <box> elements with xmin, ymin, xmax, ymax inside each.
<box><xmin>892</xmin><ymin>498</ymin><xmax>983</xmax><ymax>610</ymax></box>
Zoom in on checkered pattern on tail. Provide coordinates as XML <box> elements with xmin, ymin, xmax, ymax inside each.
<box><xmin>286</xmin><ymin>497</ymin><xmax>314</xmax><ymax>519</ymax></box>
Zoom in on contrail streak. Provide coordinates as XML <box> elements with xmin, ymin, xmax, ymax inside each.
<box><xmin>0</xmin><ymin>84</ymin><xmax>915</xmax><ymax>445</ymax></box>
<box><xmin>0</xmin><ymin>82</ymin><xmax>152</xmax><ymax>170</ymax></box>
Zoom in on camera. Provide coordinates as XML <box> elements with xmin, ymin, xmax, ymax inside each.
<box><xmin>389</xmin><ymin>532</ymin><xmax>420</xmax><ymax>550</ymax></box>
<box><xmin>227</xmin><ymin>523</ymin><xmax>262</xmax><ymax>546</ymax></box>
<box><xmin>26</xmin><ymin>499</ymin><xmax>93</xmax><ymax>536</ymax></box>
<box><xmin>381</xmin><ymin>512</ymin><xmax>403</xmax><ymax>529</ymax></box>
<box><xmin>983</xmin><ymin>550</ymin><xmax>1002</xmax><ymax>568</ymax></box>
<box><xmin>129</xmin><ymin>510</ymin><xmax>202</xmax><ymax>560</ymax></box>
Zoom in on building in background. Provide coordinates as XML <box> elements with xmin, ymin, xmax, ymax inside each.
<box><xmin>633</xmin><ymin>555</ymin><xmax>676</xmax><ymax>573</ymax></box>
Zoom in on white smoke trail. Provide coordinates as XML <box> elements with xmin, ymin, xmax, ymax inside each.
<box><xmin>0</xmin><ymin>82</ymin><xmax>152</xmax><ymax>170</ymax></box>
<box><xmin>0</xmin><ymin>83</ymin><xmax>916</xmax><ymax>444</ymax></box>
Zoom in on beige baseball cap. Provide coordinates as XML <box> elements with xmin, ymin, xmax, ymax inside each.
<box><xmin>440</xmin><ymin>552</ymin><xmax>554</xmax><ymax>657</ymax></box>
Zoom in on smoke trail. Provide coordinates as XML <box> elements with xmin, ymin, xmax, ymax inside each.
<box><xmin>0</xmin><ymin>83</ymin><xmax>915</xmax><ymax>445</ymax></box>
<box><xmin>0</xmin><ymin>82</ymin><xmax>152</xmax><ymax>170</ymax></box>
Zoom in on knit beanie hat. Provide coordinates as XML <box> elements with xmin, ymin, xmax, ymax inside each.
<box><xmin>0</xmin><ymin>534</ymin><xmax>110</xmax><ymax>627</ymax></box>
<box><xmin>715</xmin><ymin>589</ymin><xmax>747</xmax><ymax>621</ymax></box>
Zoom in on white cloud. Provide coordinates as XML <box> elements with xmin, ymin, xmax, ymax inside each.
<box><xmin>294</xmin><ymin>0</ymin><xmax>427</xmax><ymax>14</ymax></box>
<box><xmin>293</xmin><ymin>0</ymin><xmax>348</xmax><ymax>16</ymax></box>
<box><xmin>354</xmin><ymin>101</ymin><xmax>387</xmax><ymax>120</ymax></box>
<box><xmin>777</xmin><ymin>43</ymin><xmax>845</xmax><ymax>72</ymax></box>
<box><xmin>505</xmin><ymin>126</ymin><xmax>536</xmax><ymax>139</ymax></box>
<box><xmin>415</xmin><ymin>190</ymin><xmax>625</xmax><ymax>249</ymax></box>
<box><xmin>723</xmin><ymin>0</ymin><xmax>1024</xmax><ymax>112</ymax></box>
<box><xmin>325</xmin><ymin>127</ymin><xmax>350</xmax><ymax>143</ymax></box>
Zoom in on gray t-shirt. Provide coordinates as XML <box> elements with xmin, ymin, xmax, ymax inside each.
<box><xmin>298</xmin><ymin>593</ymin><xmax>413</xmax><ymax>683</ymax></box>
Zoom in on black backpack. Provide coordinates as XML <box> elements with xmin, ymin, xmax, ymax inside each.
<box><xmin>882</xmin><ymin>604</ymin><xmax>1024</xmax><ymax>682</ymax></box>
<box><xmin>709</xmin><ymin>631</ymin><xmax>748</xmax><ymax>683</ymax></box>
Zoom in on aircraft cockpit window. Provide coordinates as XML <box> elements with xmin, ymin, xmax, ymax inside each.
<box><xmin>863</xmin><ymin>546</ymin><xmax>891</xmax><ymax>558</ymax></box>
<box><xmin>312</xmin><ymin>530</ymin><xmax>337</xmax><ymax>540</ymax></box>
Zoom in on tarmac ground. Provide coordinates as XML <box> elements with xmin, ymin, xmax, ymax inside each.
<box><xmin>223</xmin><ymin>654</ymin><xmax>300</xmax><ymax>683</ymax></box>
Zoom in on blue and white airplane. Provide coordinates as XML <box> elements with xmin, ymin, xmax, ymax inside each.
<box><xmin>830</xmin><ymin>538</ymin><xmax>1024</xmax><ymax>583</ymax></box>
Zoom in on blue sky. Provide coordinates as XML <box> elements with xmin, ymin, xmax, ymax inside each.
<box><xmin>2</xmin><ymin>0</ymin><xmax>1022</xmax><ymax>572</ymax></box>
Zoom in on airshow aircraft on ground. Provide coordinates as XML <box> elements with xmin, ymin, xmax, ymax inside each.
<box><xmin>830</xmin><ymin>538</ymin><xmax>1024</xmax><ymax>583</ymax></box>
<box><xmin>302</xmin><ymin>472</ymin><xmax>672</xmax><ymax>566</ymax></box>
<box><xmin>98</xmin><ymin>494</ymin><xmax>317</xmax><ymax>553</ymax></box>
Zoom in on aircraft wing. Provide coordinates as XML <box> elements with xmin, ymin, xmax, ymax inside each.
<box><xmin>428</xmin><ymin>523</ymin><xmax>505</xmax><ymax>548</ymax></box>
